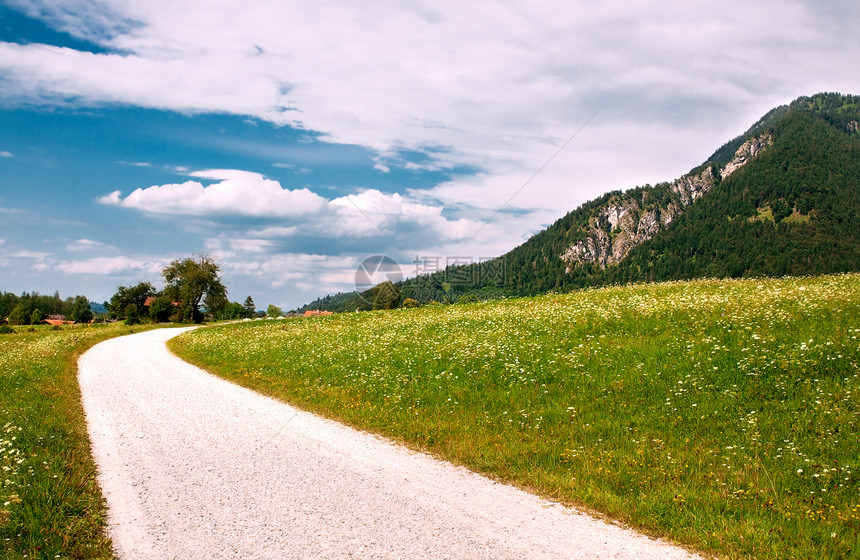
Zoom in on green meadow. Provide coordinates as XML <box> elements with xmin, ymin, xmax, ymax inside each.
<box><xmin>0</xmin><ymin>323</ymin><xmax>158</xmax><ymax>560</ymax></box>
<box><xmin>172</xmin><ymin>274</ymin><xmax>860</xmax><ymax>560</ymax></box>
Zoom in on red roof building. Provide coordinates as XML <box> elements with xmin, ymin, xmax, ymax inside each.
<box><xmin>303</xmin><ymin>310</ymin><xmax>333</xmax><ymax>317</ymax></box>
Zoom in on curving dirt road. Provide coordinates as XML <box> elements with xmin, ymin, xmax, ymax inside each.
<box><xmin>78</xmin><ymin>328</ymin><xmax>705</xmax><ymax>559</ymax></box>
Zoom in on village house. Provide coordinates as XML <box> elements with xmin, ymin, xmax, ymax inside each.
<box><xmin>41</xmin><ymin>314</ymin><xmax>75</xmax><ymax>326</ymax></box>
<box><xmin>303</xmin><ymin>310</ymin><xmax>333</xmax><ymax>317</ymax></box>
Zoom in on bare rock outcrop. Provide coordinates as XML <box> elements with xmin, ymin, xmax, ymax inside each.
<box><xmin>721</xmin><ymin>134</ymin><xmax>773</xmax><ymax>178</ymax></box>
<box><xmin>560</xmin><ymin>134</ymin><xmax>772</xmax><ymax>273</ymax></box>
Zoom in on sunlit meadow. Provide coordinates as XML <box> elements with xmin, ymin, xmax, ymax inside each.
<box><xmin>0</xmin><ymin>323</ymin><xmax>158</xmax><ymax>559</ymax></box>
<box><xmin>172</xmin><ymin>274</ymin><xmax>860</xmax><ymax>560</ymax></box>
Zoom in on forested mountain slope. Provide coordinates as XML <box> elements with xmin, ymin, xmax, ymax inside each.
<box><xmin>300</xmin><ymin>93</ymin><xmax>860</xmax><ymax>311</ymax></box>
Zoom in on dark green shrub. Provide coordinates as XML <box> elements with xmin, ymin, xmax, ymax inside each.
<box><xmin>124</xmin><ymin>303</ymin><xmax>141</xmax><ymax>325</ymax></box>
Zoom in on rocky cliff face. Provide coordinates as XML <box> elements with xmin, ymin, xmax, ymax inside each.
<box><xmin>720</xmin><ymin>134</ymin><xmax>773</xmax><ymax>178</ymax></box>
<box><xmin>560</xmin><ymin>134</ymin><xmax>772</xmax><ymax>273</ymax></box>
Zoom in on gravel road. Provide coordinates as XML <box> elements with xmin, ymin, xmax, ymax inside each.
<box><xmin>78</xmin><ymin>327</ymin><xmax>705</xmax><ymax>559</ymax></box>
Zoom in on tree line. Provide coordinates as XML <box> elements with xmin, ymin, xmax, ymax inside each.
<box><xmin>2</xmin><ymin>254</ymin><xmax>264</xmax><ymax>327</ymax></box>
<box><xmin>106</xmin><ymin>254</ymin><xmax>259</xmax><ymax>324</ymax></box>
<box><xmin>0</xmin><ymin>291</ymin><xmax>94</xmax><ymax>325</ymax></box>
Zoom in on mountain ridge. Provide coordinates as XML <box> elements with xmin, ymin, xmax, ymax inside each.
<box><xmin>299</xmin><ymin>92</ymin><xmax>860</xmax><ymax>312</ymax></box>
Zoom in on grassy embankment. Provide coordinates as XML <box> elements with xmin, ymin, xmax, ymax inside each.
<box><xmin>172</xmin><ymin>274</ymin><xmax>860</xmax><ymax>560</ymax></box>
<box><xmin>0</xmin><ymin>323</ymin><xmax>159</xmax><ymax>559</ymax></box>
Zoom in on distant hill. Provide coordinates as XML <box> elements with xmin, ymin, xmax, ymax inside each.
<box><xmin>300</xmin><ymin>92</ymin><xmax>860</xmax><ymax>312</ymax></box>
<box><xmin>90</xmin><ymin>301</ymin><xmax>108</xmax><ymax>315</ymax></box>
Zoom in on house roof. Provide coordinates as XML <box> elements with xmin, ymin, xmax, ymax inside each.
<box><xmin>144</xmin><ymin>297</ymin><xmax>180</xmax><ymax>307</ymax></box>
<box><xmin>42</xmin><ymin>319</ymin><xmax>75</xmax><ymax>326</ymax></box>
<box><xmin>303</xmin><ymin>310</ymin><xmax>333</xmax><ymax>317</ymax></box>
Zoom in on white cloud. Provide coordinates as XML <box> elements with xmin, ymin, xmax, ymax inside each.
<box><xmin>329</xmin><ymin>189</ymin><xmax>446</xmax><ymax>237</ymax></box>
<box><xmin>224</xmin><ymin>238</ymin><xmax>274</xmax><ymax>253</ymax></box>
<box><xmin>66</xmin><ymin>238</ymin><xmax>119</xmax><ymax>252</ymax></box>
<box><xmin>99</xmin><ymin>169</ymin><xmax>326</xmax><ymax>217</ymax></box>
<box><xmin>207</xmin><ymin>250</ymin><xmax>362</xmax><ymax>306</ymax></box>
<box><xmin>0</xmin><ymin>249</ymin><xmax>52</xmax><ymax>272</ymax></box>
<box><xmin>9</xmin><ymin>250</ymin><xmax>50</xmax><ymax>261</ymax></box>
<box><xmin>0</xmin><ymin>151</ymin><xmax>13</xmax><ymax>158</ymax></box>
<box><xmin>97</xmin><ymin>190</ymin><xmax>122</xmax><ymax>205</ymax></box>
<box><xmin>245</xmin><ymin>226</ymin><xmax>299</xmax><ymax>238</ymax></box>
<box><xmin>3</xmin><ymin>0</ymin><xmax>858</xmax><ymax>217</ymax></box>
<box><xmin>55</xmin><ymin>255</ymin><xmax>165</xmax><ymax>275</ymax></box>
<box><xmin>99</xmin><ymin>169</ymin><xmax>488</xmax><ymax>245</ymax></box>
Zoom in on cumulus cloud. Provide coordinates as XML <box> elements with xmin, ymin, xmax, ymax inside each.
<box><xmin>205</xmin><ymin>249</ymin><xmax>363</xmax><ymax>305</ymax></box>
<box><xmin>99</xmin><ymin>169</ymin><xmax>489</xmax><ymax>247</ymax></box>
<box><xmin>98</xmin><ymin>169</ymin><xmax>326</xmax><ymax>217</ymax></box>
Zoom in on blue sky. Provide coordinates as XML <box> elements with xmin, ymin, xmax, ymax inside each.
<box><xmin>1</xmin><ymin>0</ymin><xmax>858</xmax><ymax>310</ymax></box>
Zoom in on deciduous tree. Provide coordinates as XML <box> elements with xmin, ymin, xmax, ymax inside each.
<box><xmin>162</xmin><ymin>255</ymin><xmax>227</xmax><ymax>323</ymax></box>
<box><xmin>70</xmin><ymin>295</ymin><xmax>94</xmax><ymax>323</ymax></box>
<box><xmin>107</xmin><ymin>282</ymin><xmax>155</xmax><ymax>321</ymax></box>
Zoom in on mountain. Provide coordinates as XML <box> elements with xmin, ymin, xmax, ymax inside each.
<box><xmin>89</xmin><ymin>301</ymin><xmax>108</xmax><ymax>315</ymax></box>
<box><xmin>300</xmin><ymin>92</ymin><xmax>860</xmax><ymax>312</ymax></box>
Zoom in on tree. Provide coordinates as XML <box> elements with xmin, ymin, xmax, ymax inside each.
<box><xmin>214</xmin><ymin>301</ymin><xmax>246</xmax><ymax>321</ymax></box>
<box><xmin>8</xmin><ymin>299</ymin><xmax>34</xmax><ymax>325</ymax></box>
<box><xmin>31</xmin><ymin>308</ymin><xmax>44</xmax><ymax>325</ymax></box>
<box><xmin>147</xmin><ymin>295</ymin><xmax>173</xmax><ymax>323</ymax></box>
<box><xmin>203</xmin><ymin>290</ymin><xmax>228</xmax><ymax>319</ymax></box>
<box><xmin>70</xmin><ymin>295</ymin><xmax>94</xmax><ymax>323</ymax></box>
<box><xmin>162</xmin><ymin>255</ymin><xmax>227</xmax><ymax>323</ymax></box>
<box><xmin>243</xmin><ymin>296</ymin><xmax>256</xmax><ymax>317</ymax></box>
<box><xmin>266</xmin><ymin>304</ymin><xmax>284</xmax><ymax>318</ymax></box>
<box><xmin>124</xmin><ymin>303</ymin><xmax>141</xmax><ymax>325</ymax></box>
<box><xmin>371</xmin><ymin>281</ymin><xmax>400</xmax><ymax>310</ymax></box>
<box><xmin>0</xmin><ymin>292</ymin><xmax>20</xmax><ymax>320</ymax></box>
<box><xmin>108</xmin><ymin>282</ymin><xmax>156</xmax><ymax>321</ymax></box>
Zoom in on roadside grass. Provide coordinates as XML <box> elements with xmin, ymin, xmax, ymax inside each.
<box><xmin>171</xmin><ymin>274</ymin><xmax>860</xmax><ymax>560</ymax></box>
<box><xmin>0</xmin><ymin>322</ymin><xmax>158</xmax><ymax>559</ymax></box>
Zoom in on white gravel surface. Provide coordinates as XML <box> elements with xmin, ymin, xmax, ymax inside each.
<box><xmin>78</xmin><ymin>327</ymin><xmax>706</xmax><ymax>560</ymax></box>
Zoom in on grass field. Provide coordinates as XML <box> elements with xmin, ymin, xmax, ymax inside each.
<box><xmin>171</xmin><ymin>274</ymin><xmax>860</xmax><ymax>560</ymax></box>
<box><xmin>0</xmin><ymin>322</ymin><xmax>158</xmax><ymax>560</ymax></box>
